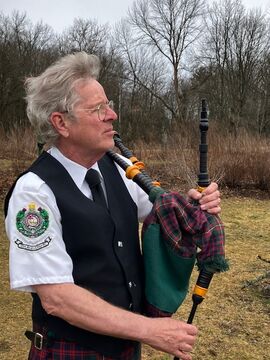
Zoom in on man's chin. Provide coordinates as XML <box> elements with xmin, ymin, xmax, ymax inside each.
<box><xmin>105</xmin><ymin>138</ymin><xmax>115</xmax><ymax>151</ymax></box>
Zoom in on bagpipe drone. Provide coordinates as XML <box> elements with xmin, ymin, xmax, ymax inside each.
<box><xmin>107</xmin><ymin>100</ymin><xmax>229</xmax><ymax>359</ymax></box>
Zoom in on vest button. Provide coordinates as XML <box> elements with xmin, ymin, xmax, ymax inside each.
<box><xmin>118</xmin><ymin>241</ymin><xmax>123</xmax><ymax>247</ymax></box>
<box><xmin>129</xmin><ymin>302</ymin><xmax>133</xmax><ymax>309</ymax></box>
<box><xmin>128</xmin><ymin>281</ymin><xmax>136</xmax><ymax>288</ymax></box>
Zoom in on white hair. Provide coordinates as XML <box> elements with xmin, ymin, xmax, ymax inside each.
<box><xmin>25</xmin><ymin>51</ymin><xmax>100</xmax><ymax>145</ymax></box>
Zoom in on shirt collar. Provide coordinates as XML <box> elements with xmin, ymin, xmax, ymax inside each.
<box><xmin>48</xmin><ymin>146</ymin><xmax>103</xmax><ymax>191</ymax></box>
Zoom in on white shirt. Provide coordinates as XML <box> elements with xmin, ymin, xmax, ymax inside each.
<box><xmin>5</xmin><ymin>147</ymin><xmax>153</xmax><ymax>292</ymax></box>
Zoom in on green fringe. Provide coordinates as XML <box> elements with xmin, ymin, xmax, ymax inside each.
<box><xmin>196</xmin><ymin>256</ymin><xmax>229</xmax><ymax>273</ymax></box>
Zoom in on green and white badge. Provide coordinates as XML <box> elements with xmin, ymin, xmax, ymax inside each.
<box><xmin>16</xmin><ymin>202</ymin><xmax>49</xmax><ymax>238</ymax></box>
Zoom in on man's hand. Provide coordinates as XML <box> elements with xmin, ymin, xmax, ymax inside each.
<box><xmin>187</xmin><ymin>182</ymin><xmax>221</xmax><ymax>214</ymax></box>
<box><xmin>143</xmin><ymin>317</ymin><xmax>198</xmax><ymax>360</ymax></box>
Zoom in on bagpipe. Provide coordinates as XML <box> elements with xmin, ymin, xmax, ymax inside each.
<box><xmin>107</xmin><ymin>100</ymin><xmax>229</xmax><ymax>359</ymax></box>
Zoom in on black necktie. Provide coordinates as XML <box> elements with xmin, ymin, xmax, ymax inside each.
<box><xmin>85</xmin><ymin>169</ymin><xmax>107</xmax><ymax>208</ymax></box>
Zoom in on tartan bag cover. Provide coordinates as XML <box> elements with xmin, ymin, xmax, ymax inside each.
<box><xmin>142</xmin><ymin>188</ymin><xmax>228</xmax><ymax>316</ymax></box>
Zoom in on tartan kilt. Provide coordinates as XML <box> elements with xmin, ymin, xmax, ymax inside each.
<box><xmin>28</xmin><ymin>325</ymin><xmax>141</xmax><ymax>360</ymax></box>
<box><xmin>28</xmin><ymin>341</ymin><xmax>141</xmax><ymax>360</ymax></box>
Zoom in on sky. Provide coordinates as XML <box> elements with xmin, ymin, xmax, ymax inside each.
<box><xmin>0</xmin><ymin>0</ymin><xmax>134</xmax><ymax>32</ymax></box>
<box><xmin>0</xmin><ymin>0</ymin><xmax>269</xmax><ymax>33</ymax></box>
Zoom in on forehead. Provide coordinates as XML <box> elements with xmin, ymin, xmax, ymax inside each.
<box><xmin>75</xmin><ymin>79</ymin><xmax>107</xmax><ymax>105</ymax></box>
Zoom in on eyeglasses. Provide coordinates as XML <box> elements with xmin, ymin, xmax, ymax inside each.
<box><xmin>76</xmin><ymin>100</ymin><xmax>115</xmax><ymax>121</ymax></box>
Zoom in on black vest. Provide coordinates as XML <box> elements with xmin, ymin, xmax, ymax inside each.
<box><xmin>5</xmin><ymin>151</ymin><xmax>144</xmax><ymax>357</ymax></box>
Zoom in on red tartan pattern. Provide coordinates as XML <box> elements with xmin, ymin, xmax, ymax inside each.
<box><xmin>142</xmin><ymin>191</ymin><xmax>227</xmax><ymax>272</ymax></box>
<box><xmin>28</xmin><ymin>325</ymin><xmax>141</xmax><ymax>360</ymax></box>
<box><xmin>28</xmin><ymin>340</ymin><xmax>140</xmax><ymax>360</ymax></box>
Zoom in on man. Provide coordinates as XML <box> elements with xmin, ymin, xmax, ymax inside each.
<box><xmin>5</xmin><ymin>52</ymin><xmax>221</xmax><ymax>360</ymax></box>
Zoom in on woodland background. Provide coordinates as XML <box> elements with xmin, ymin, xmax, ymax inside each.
<box><xmin>1</xmin><ymin>0</ymin><xmax>269</xmax><ymax>139</ymax></box>
<box><xmin>1</xmin><ymin>0</ymin><xmax>270</xmax><ymax>189</ymax></box>
<box><xmin>0</xmin><ymin>1</ymin><xmax>269</xmax><ymax>359</ymax></box>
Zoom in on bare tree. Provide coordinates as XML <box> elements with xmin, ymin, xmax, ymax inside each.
<box><xmin>253</xmin><ymin>51</ymin><xmax>270</xmax><ymax>135</ymax></box>
<box><xmin>0</xmin><ymin>11</ymin><xmax>56</xmax><ymax>131</ymax></box>
<box><xmin>57</xmin><ymin>18</ymin><xmax>109</xmax><ymax>55</ymax></box>
<box><xmin>115</xmin><ymin>0</ymin><xmax>205</xmax><ymax>126</ymax></box>
<box><xmin>201</xmin><ymin>0</ymin><xmax>269</xmax><ymax>134</ymax></box>
<box><xmin>114</xmin><ymin>19</ymin><xmax>171</xmax><ymax>140</ymax></box>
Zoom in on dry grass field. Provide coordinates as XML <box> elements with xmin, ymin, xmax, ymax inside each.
<box><xmin>0</xmin><ymin>130</ymin><xmax>269</xmax><ymax>359</ymax></box>
<box><xmin>1</xmin><ymin>195</ymin><xmax>269</xmax><ymax>360</ymax></box>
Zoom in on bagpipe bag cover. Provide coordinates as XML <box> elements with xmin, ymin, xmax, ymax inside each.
<box><xmin>142</xmin><ymin>187</ymin><xmax>228</xmax><ymax>315</ymax></box>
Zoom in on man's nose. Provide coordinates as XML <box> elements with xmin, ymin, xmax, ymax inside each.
<box><xmin>105</xmin><ymin>107</ymin><xmax>118</xmax><ymax>121</ymax></box>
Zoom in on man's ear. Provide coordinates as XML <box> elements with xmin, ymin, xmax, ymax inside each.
<box><xmin>50</xmin><ymin>112</ymin><xmax>70</xmax><ymax>138</ymax></box>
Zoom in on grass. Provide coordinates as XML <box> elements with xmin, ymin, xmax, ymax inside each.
<box><xmin>142</xmin><ymin>196</ymin><xmax>270</xmax><ymax>360</ymax></box>
<box><xmin>1</xmin><ymin>196</ymin><xmax>269</xmax><ymax>360</ymax></box>
<box><xmin>0</xmin><ymin>128</ymin><xmax>269</xmax><ymax>359</ymax></box>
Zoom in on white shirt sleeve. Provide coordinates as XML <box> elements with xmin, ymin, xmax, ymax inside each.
<box><xmin>5</xmin><ymin>172</ymin><xmax>74</xmax><ymax>292</ymax></box>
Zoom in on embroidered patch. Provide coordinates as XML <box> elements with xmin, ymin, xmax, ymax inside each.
<box><xmin>16</xmin><ymin>202</ymin><xmax>49</xmax><ymax>238</ymax></box>
<box><xmin>15</xmin><ymin>236</ymin><xmax>52</xmax><ymax>251</ymax></box>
